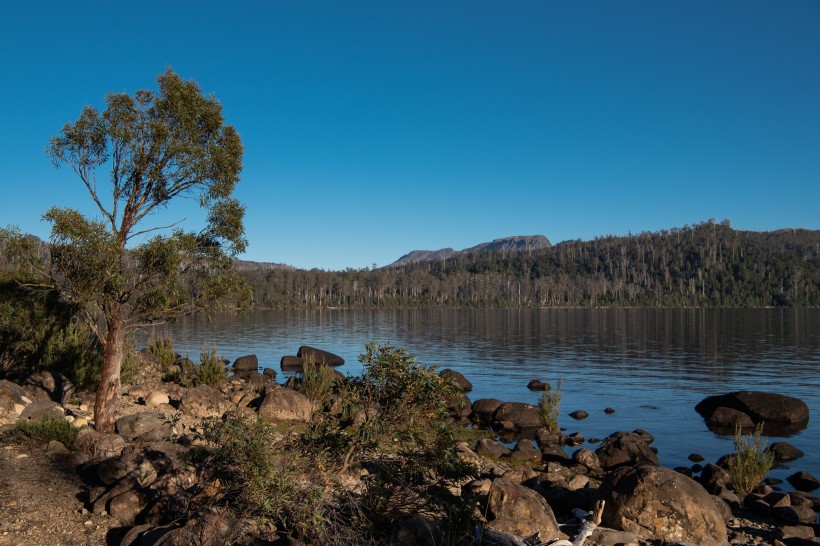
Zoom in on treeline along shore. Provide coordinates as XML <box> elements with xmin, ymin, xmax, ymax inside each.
<box><xmin>240</xmin><ymin>221</ymin><xmax>820</xmax><ymax>309</ymax></box>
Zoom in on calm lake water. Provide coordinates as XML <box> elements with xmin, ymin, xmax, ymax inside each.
<box><xmin>147</xmin><ymin>308</ymin><xmax>820</xmax><ymax>485</ymax></box>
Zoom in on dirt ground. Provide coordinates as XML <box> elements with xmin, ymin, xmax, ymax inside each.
<box><xmin>0</xmin><ymin>444</ymin><xmax>119</xmax><ymax>546</ymax></box>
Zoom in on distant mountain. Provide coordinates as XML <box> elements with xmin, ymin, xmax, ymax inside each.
<box><xmin>388</xmin><ymin>235</ymin><xmax>551</xmax><ymax>267</ymax></box>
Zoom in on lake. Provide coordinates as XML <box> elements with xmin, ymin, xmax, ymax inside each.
<box><xmin>146</xmin><ymin>308</ymin><xmax>820</xmax><ymax>485</ymax></box>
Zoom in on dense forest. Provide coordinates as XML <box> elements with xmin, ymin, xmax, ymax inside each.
<box><xmin>240</xmin><ymin>221</ymin><xmax>820</xmax><ymax>309</ymax></box>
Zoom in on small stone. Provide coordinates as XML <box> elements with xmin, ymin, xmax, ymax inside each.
<box><xmin>688</xmin><ymin>453</ymin><xmax>704</xmax><ymax>462</ymax></box>
<box><xmin>15</xmin><ymin>454</ymin><xmax>28</xmax><ymax>459</ymax></box>
<box><xmin>84</xmin><ymin>520</ymin><xmax>93</xmax><ymax>526</ymax></box>
<box><xmin>569</xmin><ymin>410</ymin><xmax>589</xmax><ymax>420</ymax></box>
<box><xmin>604</xmin><ymin>407</ymin><xmax>615</xmax><ymax>414</ymax></box>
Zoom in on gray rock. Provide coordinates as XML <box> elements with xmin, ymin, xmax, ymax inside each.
<box><xmin>439</xmin><ymin>368</ymin><xmax>472</xmax><ymax>392</ymax></box>
<box><xmin>22</xmin><ymin>369</ymin><xmax>74</xmax><ymax>405</ymax></box>
<box><xmin>595</xmin><ymin>431</ymin><xmax>659</xmax><ymax>470</ymax></box>
<box><xmin>108</xmin><ymin>489</ymin><xmax>145</xmax><ymax>525</ymax></box>
<box><xmin>475</xmin><ymin>438</ymin><xmax>512</xmax><ymax>459</ymax></box>
<box><xmin>510</xmin><ymin>439</ymin><xmax>541</xmax><ymax>463</ymax></box>
<box><xmin>258</xmin><ymin>387</ymin><xmax>313</xmax><ymax>423</ymax></box>
<box><xmin>115</xmin><ymin>412</ymin><xmax>168</xmax><ymax>442</ymax></box>
<box><xmin>599</xmin><ymin>465</ymin><xmax>728</xmax><ymax>546</ymax></box>
<box><xmin>696</xmin><ymin>391</ymin><xmax>810</xmax><ymax>430</ymax></box>
<box><xmin>296</xmin><ymin>345</ymin><xmax>344</xmax><ymax>366</ymax></box>
<box><xmin>18</xmin><ymin>400</ymin><xmax>65</xmax><ymax>421</ymax></box>
<box><xmin>493</xmin><ymin>401</ymin><xmax>541</xmax><ymax>429</ymax></box>
<box><xmin>180</xmin><ymin>385</ymin><xmax>229</xmax><ymax>418</ymax></box>
<box><xmin>74</xmin><ymin>428</ymin><xmax>126</xmax><ymax>458</ymax></box>
<box><xmin>486</xmin><ymin>478</ymin><xmax>561</xmax><ymax>539</ymax></box>
<box><xmin>527</xmin><ymin>379</ymin><xmax>550</xmax><ymax>391</ymax></box>
<box><xmin>787</xmin><ymin>471</ymin><xmax>820</xmax><ymax>492</ymax></box>
<box><xmin>768</xmin><ymin>441</ymin><xmax>805</xmax><ymax>462</ymax></box>
<box><xmin>471</xmin><ymin>398</ymin><xmax>503</xmax><ymax>427</ymax></box>
<box><xmin>0</xmin><ymin>379</ymin><xmax>29</xmax><ymax>413</ymax></box>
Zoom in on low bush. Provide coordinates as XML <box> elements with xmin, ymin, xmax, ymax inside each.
<box><xmin>147</xmin><ymin>334</ymin><xmax>176</xmax><ymax>368</ymax></box>
<box><xmin>296</xmin><ymin>355</ymin><xmax>336</xmax><ymax>408</ymax></box>
<box><xmin>119</xmin><ymin>339</ymin><xmax>142</xmax><ymax>385</ymax></box>
<box><xmin>2</xmin><ymin>416</ymin><xmax>80</xmax><ymax>448</ymax></box>
<box><xmin>193</xmin><ymin>343</ymin><xmax>476</xmax><ymax>545</ymax></box>
<box><xmin>539</xmin><ymin>378</ymin><xmax>562</xmax><ymax>432</ymax></box>
<box><xmin>729</xmin><ymin>422</ymin><xmax>775</xmax><ymax>494</ymax></box>
<box><xmin>195</xmin><ymin>346</ymin><xmax>227</xmax><ymax>387</ymax></box>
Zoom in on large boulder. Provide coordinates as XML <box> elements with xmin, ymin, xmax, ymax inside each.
<box><xmin>471</xmin><ymin>398</ymin><xmax>503</xmax><ymax>427</ymax></box>
<box><xmin>296</xmin><ymin>346</ymin><xmax>344</xmax><ymax>366</ymax></box>
<box><xmin>492</xmin><ymin>402</ymin><xmax>541</xmax><ymax>430</ymax></box>
<box><xmin>231</xmin><ymin>355</ymin><xmax>259</xmax><ymax>379</ymax></box>
<box><xmin>115</xmin><ymin>411</ymin><xmax>170</xmax><ymax>442</ymax></box>
<box><xmin>18</xmin><ymin>400</ymin><xmax>65</xmax><ymax>421</ymax></box>
<box><xmin>595</xmin><ymin>431</ymin><xmax>659</xmax><ymax>470</ymax></box>
<box><xmin>599</xmin><ymin>465</ymin><xmax>728</xmax><ymax>546</ymax></box>
<box><xmin>258</xmin><ymin>387</ymin><xmax>313</xmax><ymax>423</ymax></box>
<box><xmin>0</xmin><ymin>380</ymin><xmax>29</xmax><ymax>414</ymax></box>
<box><xmin>439</xmin><ymin>369</ymin><xmax>472</xmax><ymax>392</ymax></box>
<box><xmin>180</xmin><ymin>385</ymin><xmax>230</xmax><ymax>418</ymax></box>
<box><xmin>22</xmin><ymin>369</ymin><xmax>74</xmax><ymax>405</ymax></box>
<box><xmin>695</xmin><ymin>391</ymin><xmax>809</xmax><ymax>433</ymax></box>
<box><xmin>486</xmin><ymin>478</ymin><xmax>562</xmax><ymax>539</ymax></box>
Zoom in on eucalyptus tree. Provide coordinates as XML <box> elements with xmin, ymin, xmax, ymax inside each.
<box><xmin>2</xmin><ymin>69</ymin><xmax>248</xmax><ymax>432</ymax></box>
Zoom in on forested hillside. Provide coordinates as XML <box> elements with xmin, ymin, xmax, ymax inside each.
<box><xmin>241</xmin><ymin>221</ymin><xmax>820</xmax><ymax>309</ymax></box>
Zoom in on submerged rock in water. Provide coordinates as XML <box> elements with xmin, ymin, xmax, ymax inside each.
<box><xmin>695</xmin><ymin>391</ymin><xmax>809</xmax><ymax>435</ymax></box>
<box><xmin>296</xmin><ymin>346</ymin><xmax>344</xmax><ymax>366</ymax></box>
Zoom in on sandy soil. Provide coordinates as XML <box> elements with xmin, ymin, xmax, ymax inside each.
<box><xmin>0</xmin><ymin>444</ymin><xmax>119</xmax><ymax>546</ymax></box>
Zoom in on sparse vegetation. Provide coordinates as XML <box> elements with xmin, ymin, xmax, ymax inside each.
<box><xmin>147</xmin><ymin>334</ymin><xmax>176</xmax><ymax>368</ymax></box>
<box><xmin>539</xmin><ymin>378</ymin><xmax>563</xmax><ymax>432</ymax></box>
<box><xmin>119</xmin><ymin>339</ymin><xmax>142</xmax><ymax>385</ymax></box>
<box><xmin>194</xmin><ymin>343</ymin><xmax>475</xmax><ymax>545</ymax></box>
<box><xmin>296</xmin><ymin>355</ymin><xmax>337</xmax><ymax>409</ymax></box>
<box><xmin>2</xmin><ymin>417</ymin><xmax>80</xmax><ymax>449</ymax></box>
<box><xmin>728</xmin><ymin>422</ymin><xmax>775</xmax><ymax>495</ymax></box>
<box><xmin>195</xmin><ymin>346</ymin><xmax>228</xmax><ymax>387</ymax></box>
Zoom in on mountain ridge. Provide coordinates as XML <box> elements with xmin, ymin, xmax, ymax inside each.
<box><xmin>388</xmin><ymin>235</ymin><xmax>551</xmax><ymax>267</ymax></box>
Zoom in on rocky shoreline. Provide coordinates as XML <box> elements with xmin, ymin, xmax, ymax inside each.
<box><xmin>1</xmin><ymin>346</ymin><xmax>818</xmax><ymax>546</ymax></box>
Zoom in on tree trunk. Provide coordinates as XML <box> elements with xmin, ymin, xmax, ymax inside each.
<box><xmin>94</xmin><ymin>312</ymin><xmax>124</xmax><ymax>433</ymax></box>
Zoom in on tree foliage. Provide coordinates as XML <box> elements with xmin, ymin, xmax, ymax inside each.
<box><xmin>1</xmin><ymin>69</ymin><xmax>248</xmax><ymax>432</ymax></box>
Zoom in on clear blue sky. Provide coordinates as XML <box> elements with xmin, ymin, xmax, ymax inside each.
<box><xmin>2</xmin><ymin>1</ymin><xmax>818</xmax><ymax>270</ymax></box>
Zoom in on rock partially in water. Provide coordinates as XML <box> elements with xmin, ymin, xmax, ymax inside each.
<box><xmin>296</xmin><ymin>345</ymin><xmax>344</xmax><ymax>366</ymax></box>
<box><xmin>471</xmin><ymin>398</ymin><xmax>503</xmax><ymax>427</ymax></box>
<box><xmin>569</xmin><ymin>410</ymin><xmax>589</xmax><ymax>420</ymax></box>
<box><xmin>526</xmin><ymin>379</ymin><xmax>550</xmax><ymax>391</ymax></box>
<box><xmin>787</xmin><ymin>471</ymin><xmax>819</xmax><ymax>492</ymax></box>
<box><xmin>767</xmin><ymin>441</ymin><xmax>805</xmax><ymax>463</ymax></box>
<box><xmin>492</xmin><ymin>401</ymin><xmax>541</xmax><ymax>430</ymax></box>
<box><xmin>695</xmin><ymin>391</ymin><xmax>810</xmax><ymax>435</ymax></box>
<box><xmin>439</xmin><ymin>368</ymin><xmax>472</xmax><ymax>392</ymax></box>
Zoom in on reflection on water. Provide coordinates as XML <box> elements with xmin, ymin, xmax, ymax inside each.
<box><xmin>146</xmin><ymin>308</ymin><xmax>820</xmax><ymax>483</ymax></box>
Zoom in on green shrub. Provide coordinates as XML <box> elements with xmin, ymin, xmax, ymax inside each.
<box><xmin>297</xmin><ymin>355</ymin><xmax>336</xmax><ymax>408</ymax></box>
<box><xmin>120</xmin><ymin>339</ymin><xmax>142</xmax><ymax>386</ymax></box>
<box><xmin>195</xmin><ymin>345</ymin><xmax>227</xmax><ymax>387</ymax></box>
<box><xmin>538</xmin><ymin>378</ymin><xmax>562</xmax><ymax>432</ymax></box>
<box><xmin>147</xmin><ymin>334</ymin><xmax>176</xmax><ymax>368</ymax></box>
<box><xmin>729</xmin><ymin>422</ymin><xmax>775</xmax><ymax>494</ymax></box>
<box><xmin>201</xmin><ymin>411</ymin><xmax>330</xmax><ymax>541</ymax></box>
<box><xmin>2</xmin><ymin>416</ymin><xmax>80</xmax><ymax>448</ymax></box>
